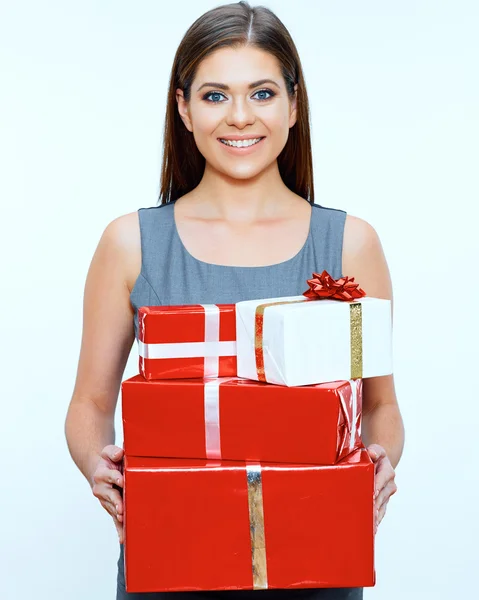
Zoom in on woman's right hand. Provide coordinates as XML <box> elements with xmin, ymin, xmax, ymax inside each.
<box><xmin>91</xmin><ymin>444</ymin><xmax>125</xmax><ymax>543</ymax></box>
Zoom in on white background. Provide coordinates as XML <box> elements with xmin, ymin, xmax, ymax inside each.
<box><xmin>1</xmin><ymin>1</ymin><xmax>478</xmax><ymax>598</ymax></box>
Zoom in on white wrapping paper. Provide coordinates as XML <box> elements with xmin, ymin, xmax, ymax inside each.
<box><xmin>235</xmin><ymin>294</ymin><xmax>392</xmax><ymax>386</ymax></box>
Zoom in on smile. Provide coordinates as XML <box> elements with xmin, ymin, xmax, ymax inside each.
<box><xmin>219</xmin><ymin>137</ymin><xmax>264</xmax><ymax>147</ymax></box>
<box><xmin>217</xmin><ymin>137</ymin><xmax>266</xmax><ymax>154</ymax></box>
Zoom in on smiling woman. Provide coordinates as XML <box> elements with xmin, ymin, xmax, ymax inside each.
<box><xmin>171</xmin><ymin>44</ymin><xmax>303</xmax><ymax>202</ymax></box>
<box><xmin>64</xmin><ymin>1</ymin><xmax>404</xmax><ymax>600</ymax></box>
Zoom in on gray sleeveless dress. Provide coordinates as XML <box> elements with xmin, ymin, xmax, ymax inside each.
<box><xmin>117</xmin><ymin>200</ymin><xmax>363</xmax><ymax>600</ymax></box>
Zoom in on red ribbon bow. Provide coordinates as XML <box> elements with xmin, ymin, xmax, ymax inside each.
<box><xmin>303</xmin><ymin>270</ymin><xmax>366</xmax><ymax>301</ymax></box>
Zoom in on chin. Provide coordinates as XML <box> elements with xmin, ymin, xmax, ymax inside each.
<box><xmin>207</xmin><ymin>158</ymin><xmax>264</xmax><ymax>178</ymax></box>
<box><xmin>222</xmin><ymin>166</ymin><xmax>266</xmax><ymax>180</ymax></box>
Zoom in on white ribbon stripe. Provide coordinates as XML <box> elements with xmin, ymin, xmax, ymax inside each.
<box><xmin>138</xmin><ymin>340</ymin><xmax>236</xmax><ymax>360</ymax></box>
<box><xmin>202</xmin><ymin>304</ymin><xmax>220</xmax><ymax>378</ymax></box>
<box><xmin>203</xmin><ymin>377</ymin><xmax>240</xmax><ymax>459</ymax></box>
<box><xmin>348</xmin><ymin>379</ymin><xmax>358</xmax><ymax>452</ymax></box>
<box><xmin>204</xmin><ymin>379</ymin><xmax>222</xmax><ymax>459</ymax></box>
<box><xmin>139</xmin><ymin>311</ymin><xmax>148</xmax><ymax>378</ymax></box>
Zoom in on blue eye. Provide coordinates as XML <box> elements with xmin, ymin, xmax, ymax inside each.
<box><xmin>204</xmin><ymin>91</ymin><xmax>225</xmax><ymax>103</ymax></box>
<box><xmin>203</xmin><ymin>89</ymin><xmax>275</xmax><ymax>104</ymax></box>
<box><xmin>253</xmin><ymin>89</ymin><xmax>275</xmax><ymax>101</ymax></box>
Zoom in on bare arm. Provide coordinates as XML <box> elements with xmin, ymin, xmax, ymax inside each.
<box><xmin>361</xmin><ymin>376</ymin><xmax>404</xmax><ymax>469</ymax></box>
<box><xmin>342</xmin><ymin>214</ymin><xmax>405</xmax><ymax>530</ymax></box>
<box><xmin>65</xmin><ymin>213</ymin><xmax>139</xmax><ymax>487</ymax></box>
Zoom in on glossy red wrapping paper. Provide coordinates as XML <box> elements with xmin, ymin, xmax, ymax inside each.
<box><xmin>123</xmin><ymin>448</ymin><xmax>375</xmax><ymax>592</ymax></box>
<box><xmin>122</xmin><ymin>375</ymin><xmax>362</xmax><ymax>465</ymax></box>
<box><xmin>138</xmin><ymin>304</ymin><xmax>237</xmax><ymax>380</ymax></box>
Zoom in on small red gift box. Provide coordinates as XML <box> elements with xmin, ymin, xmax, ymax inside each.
<box><xmin>137</xmin><ymin>304</ymin><xmax>236</xmax><ymax>380</ymax></box>
<box><xmin>123</xmin><ymin>447</ymin><xmax>375</xmax><ymax>592</ymax></box>
<box><xmin>122</xmin><ymin>375</ymin><xmax>362</xmax><ymax>465</ymax></box>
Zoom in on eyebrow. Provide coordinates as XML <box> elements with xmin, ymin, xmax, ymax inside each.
<box><xmin>196</xmin><ymin>79</ymin><xmax>280</xmax><ymax>92</ymax></box>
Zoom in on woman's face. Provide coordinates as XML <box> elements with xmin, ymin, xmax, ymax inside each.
<box><xmin>176</xmin><ymin>45</ymin><xmax>297</xmax><ymax>180</ymax></box>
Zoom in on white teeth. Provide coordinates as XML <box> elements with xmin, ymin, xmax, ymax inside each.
<box><xmin>220</xmin><ymin>137</ymin><xmax>262</xmax><ymax>147</ymax></box>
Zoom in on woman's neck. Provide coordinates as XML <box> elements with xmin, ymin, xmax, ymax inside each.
<box><xmin>187</xmin><ymin>160</ymin><xmax>299</xmax><ymax>222</ymax></box>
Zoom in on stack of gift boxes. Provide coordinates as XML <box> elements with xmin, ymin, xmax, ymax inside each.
<box><xmin>121</xmin><ymin>272</ymin><xmax>393</xmax><ymax>593</ymax></box>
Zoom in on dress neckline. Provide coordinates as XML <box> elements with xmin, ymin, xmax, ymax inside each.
<box><xmin>170</xmin><ymin>199</ymin><xmax>313</xmax><ymax>270</ymax></box>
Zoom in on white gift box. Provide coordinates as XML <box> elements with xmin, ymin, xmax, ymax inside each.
<box><xmin>235</xmin><ymin>294</ymin><xmax>392</xmax><ymax>387</ymax></box>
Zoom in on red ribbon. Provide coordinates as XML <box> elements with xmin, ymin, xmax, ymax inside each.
<box><xmin>303</xmin><ymin>270</ymin><xmax>366</xmax><ymax>301</ymax></box>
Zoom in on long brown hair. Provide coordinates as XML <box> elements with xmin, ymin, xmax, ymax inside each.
<box><xmin>158</xmin><ymin>1</ymin><xmax>314</xmax><ymax>205</ymax></box>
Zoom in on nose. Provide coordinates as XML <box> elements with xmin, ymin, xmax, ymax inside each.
<box><xmin>225</xmin><ymin>97</ymin><xmax>255</xmax><ymax>128</ymax></box>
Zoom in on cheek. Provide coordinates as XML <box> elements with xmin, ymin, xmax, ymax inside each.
<box><xmin>191</xmin><ymin>105</ymin><xmax>220</xmax><ymax>135</ymax></box>
<box><xmin>261</xmin><ymin>107</ymin><xmax>291</xmax><ymax>138</ymax></box>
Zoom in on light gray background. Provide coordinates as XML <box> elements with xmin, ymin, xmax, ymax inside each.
<box><xmin>0</xmin><ymin>1</ymin><xmax>478</xmax><ymax>598</ymax></box>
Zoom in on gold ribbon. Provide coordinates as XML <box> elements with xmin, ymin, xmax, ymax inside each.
<box><xmin>254</xmin><ymin>299</ymin><xmax>363</xmax><ymax>381</ymax></box>
<box><xmin>246</xmin><ymin>464</ymin><xmax>268</xmax><ymax>590</ymax></box>
<box><xmin>350</xmin><ymin>302</ymin><xmax>363</xmax><ymax>379</ymax></box>
<box><xmin>254</xmin><ymin>299</ymin><xmax>308</xmax><ymax>382</ymax></box>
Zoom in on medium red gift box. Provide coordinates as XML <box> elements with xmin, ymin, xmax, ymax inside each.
<box><xmin>137</xmin><ymin>304</ymin><xmax>236</xmax><ymax>380</ymax></box>
<box><xmin>123</xmin><ymin>447</ymin><xmax>375</xmax><ymax>592</ymax></box>
<box><xmin>122</xmin><ymin>375</ymin><xmax>362</xmax><ymax>465</ymax></box>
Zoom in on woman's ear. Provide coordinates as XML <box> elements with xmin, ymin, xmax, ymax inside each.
<box><xmin>176</xmin><ymin>88</ymin><xmax>193</xmax><ymax>133</ymax></box>
<box><xmin>289</xmin><ymin>83</ymin><xmax>298</xmax><ymax>128</ymax></box>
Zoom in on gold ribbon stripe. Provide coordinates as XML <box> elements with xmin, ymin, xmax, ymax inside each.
<box><xmin>254</xmin><ymin>299</ymin><xmax>309</xmax><ymax>382</ymax></box>
<box><xmin>246</xmin><ymin>464</ymin><xmax>268</xmax><ymax>590</ymax></box>
<box><xmin>349</xmin><ymin>302</ymin><xmax>363</xmax><ymax>379</ymax></box>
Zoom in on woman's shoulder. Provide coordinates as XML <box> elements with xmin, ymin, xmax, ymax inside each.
<box><xmin>341</xmin><ymin>213</ymin><xmax>391</xmax><ymax>298</ymax></box>
<box><xmin>103</xmin><ymin>203</ymin><xmax>174</xmax><ymax>256</ymax></box>
<box><xmin>342</xmin><ymin>213</ymin><xmax>381</xmax><ymax>257</ymax></box>
<box><xmin>106</xmin><ymin>204</ymin><xmax>177</xmax><ymax>292</ymax></box>
<box><xmin>102</xmin><ymin>211</ymin><xmax>141</xmax><ymax>252</ymax></box>
<box><xmin>312</xmin><ymin>202</ymin><xmax>380</xmax><ymax>253</ymax></box>
<box><xmin>100</xmin><ymin>211</ymin><xmax>142</xmax><ymax>293</ymax></box>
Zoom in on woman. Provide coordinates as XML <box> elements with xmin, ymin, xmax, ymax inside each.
<box><xmin>65</xmin><ymin>2</ymin><xmax>404</xmax><ymax>599</ymax></box>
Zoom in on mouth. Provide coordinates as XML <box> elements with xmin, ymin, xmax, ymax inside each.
<box><xmin>217</xmin><ymin>137</ymin><xmax>266</xmax><ymax>154</ymax></box>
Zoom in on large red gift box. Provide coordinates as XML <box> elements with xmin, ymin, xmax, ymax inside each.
<box><xmin>123</xmin><ymin>447</ymin><xmax>375</xmax><ymax>592</ymax></box>
<box><xmin>137</xmin><ymin>304</ymin><xmax>236</xmax><ymax>380</ymax></box>
<box><xmin>122</xmin><ymin>375</ymin><xmax>362</xmax><ymax>465</ymax></box>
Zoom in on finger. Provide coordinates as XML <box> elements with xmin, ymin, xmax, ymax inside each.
<box><xmin>93</xmin><ymin>466</ymin><xmax>115</xmax><ymax>486</ymax></box>
<box><xmin>101</xmin><ymin>498</ymin><xmax>118</xmax><ymax>520</ymax></box>
<box><xmin>374</xmin><ymin>464</ymin><xmax>395</xmax><ymax>497</ymax></box>
<box><xmin>92</xmin><ymin>467</ymin><xmax>110</xmax><ymax>486</ymax></box>
<box><xmin>374</xmin><ymin>455</ymin><xmax>392</xmax><ymax>476</ymax></box>
<box><xmin>108</xmin><ymin>507</ymin><xmax>125</xmax><ymax>542</ymax></box>
<box><xmin>92</xmin><ymin>481</ymin><xmax>121</xmax><ymax>508</ymax></box>
<box><xmin>103</xmin><ymin>499</ymin><xmax>124</xmax><ymax>528</ymax></box>
<box><xmin>101</xmin><ymin>445</ymin><xmax>124</xmax><ymax>463</ymax></box>
<box><xmin>108</xmin><ymin>469</ymin><xmax>124</xmax><ymax>488</ymax></box>
<box><xmin>92</xmin><ymin>480</ymin><xmax>111</xmax><ymax>500</ymax></box>
<box><xmin>113</xmin><ymin>516</ymin><xmax>125</xmax><ymax>544</ymax></box>
<box><xmin>95</xmin><ymin>487</ymin><xmax>123</xmax><ymax>517</ymax></box>
<box><xmin>376</xmin><ymin>480</ymin><xmax>394</xmax><ymax>509</ymax></box>
<box><xmin>109</xmin><ymin>490</ymin><xmax>124</xmax><ymax>515</ymax></box>
<box><xmin>111</xmin><ymin>507</ymin><xmax>123</xmax><ymax>525</ymax></box>
<box><xmin>376</xmin><ymin>479</ymin><xmax>397</xmax><ymax>510</ymax></box>
<box><xmin>367</xmin><ymin>444</ymin><xmax>386</xmax><ymax>463</ymax></box>
<box><xmin>377</xmin><ymin>499</ymin><xmax>389</xmax><ymax>526</ymax></box>
<box><xmin>93</xmin><ymin>466</ymin><xmax>124</xmax><ymax>488</ymax></box>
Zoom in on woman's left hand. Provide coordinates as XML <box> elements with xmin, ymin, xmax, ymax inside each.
<box><xmin>366</xmin><ymin>443</ymin><xmax>397</xmax><ymax>533</ymax></box>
